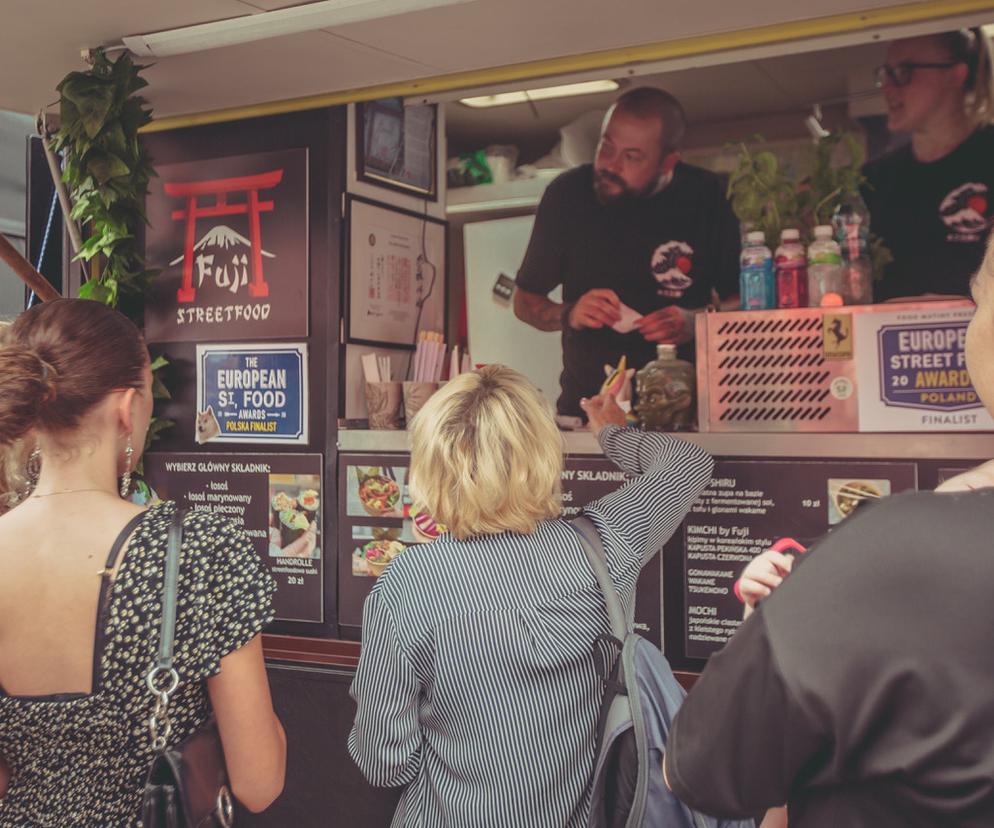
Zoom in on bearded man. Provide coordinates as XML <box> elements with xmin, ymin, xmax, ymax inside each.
<box><xmin>514</xmin><ymin>86</ymin><xmax>739</xmax><ymax>419</ymax></box>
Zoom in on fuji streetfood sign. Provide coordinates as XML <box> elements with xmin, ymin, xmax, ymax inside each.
<box><xmin>144</xmin><ymin>148</ymin><xmax>309</xmax><ymax>343</ymax></box>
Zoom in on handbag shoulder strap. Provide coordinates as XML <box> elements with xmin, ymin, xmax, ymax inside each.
<box><xmin>146</xmin><ymin>508</ymin><xmax>185</xmax><ymax>751</ymax></box>
<box><xmin>157</xmin><ymin>508</ymin><xmax>184</xmax><ymax>671</ymax></box>
<box><xmin>570</xmin><ymin>514</ymin><xmax>628</xmax><ymax>640</ymax></box>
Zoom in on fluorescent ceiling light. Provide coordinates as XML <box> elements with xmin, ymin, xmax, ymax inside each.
<box><xmin>460</xmin><ymin>80</ymin><xmax>619</xmax><ymax>108</ymax></box>
<box><xmin>122</xmin><ymin>0</ymin><xmax>475</xmax><ymax>58</ymax></box>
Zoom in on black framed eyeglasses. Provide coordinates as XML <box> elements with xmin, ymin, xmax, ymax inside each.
<box><xmin>874</xmin><ymin>62</ymin><xmax>959</xmax><ymax>88</ymax></box>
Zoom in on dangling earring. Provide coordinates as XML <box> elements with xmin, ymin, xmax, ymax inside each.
<box><xmin>120</xmin><ymin>436</ymin><xmax>134</xmax><ymax>498</ymax></box>
<box><xmin>21</xmin><ymin>445</ymin><xmax>41</xmax><ymax>499</ymax></box>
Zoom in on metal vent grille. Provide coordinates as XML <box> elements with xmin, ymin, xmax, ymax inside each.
<box><xmin>698</xmin><ymin>309</ymin><xmax>858</xmax><ymax>432</ymax></box>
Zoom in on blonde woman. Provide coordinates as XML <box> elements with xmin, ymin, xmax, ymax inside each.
<box><xmin>348</xmin><ymin>364</ymin><xmax>713</xmax><ymax>827</ymax></box>
<box><xmin>864</xmin><ymin>28</ymin><xmax>994</xmax><ymax>300</ymax></box>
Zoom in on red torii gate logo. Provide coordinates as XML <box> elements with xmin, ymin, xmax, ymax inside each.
<box><xmin>165</xmin><ymin>169</ymin><xmax>283</xmax><ymax>303</ymax></box>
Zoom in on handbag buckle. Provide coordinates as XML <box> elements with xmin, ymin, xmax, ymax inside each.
<box><xmin>217</xmin><ymin>785</ymin><xmax>235</xmax><ymax>828</ymax></box>
<box><xmin>146</xmin><ymin>666</ymin><xmax>180</xmax><ymax>698</ymax></box>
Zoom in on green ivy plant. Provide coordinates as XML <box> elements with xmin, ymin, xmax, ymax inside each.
<box><xmin>52</xmin><ymin>48</ymin><xmax>158</xmax><ymax>306</ymax></box>
<box><xmin>803</xmin><ymin>132</ymin><xmax>866</xmax><ymax>226</ymax></box>
<box><xmin>727</xmin><ymin>132</ymin><xmax>893</xmax><ymax>280</ymax></box>
<box><xmin>801</xmin><ymin>132</ymin><xmax>894</xmax><ymax>279</ymax></box>
<box><xmin>52</xmin><ymin>49</ymin><xmax>174</xmax><ymax>458</ymax></box>
<box><xmin>725</xmin><ymin>136</ymin><xmax>801</xmax><ymax>249</ymax></box>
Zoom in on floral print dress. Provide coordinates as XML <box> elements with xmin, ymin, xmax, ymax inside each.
<box><xmin>0</xmin><ymin>503</ymin><xmax>275</xmax><ymax>827</ymax></box>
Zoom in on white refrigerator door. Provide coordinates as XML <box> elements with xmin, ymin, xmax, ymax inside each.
<box><xmin>463</xmin><ymin>215</ymin><xmax>563</xmax><ymax>404</ymax></box>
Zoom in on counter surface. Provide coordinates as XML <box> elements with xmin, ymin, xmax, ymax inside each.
<box><xmin>339</xmin><ymin>428</ymin><xmax>994</xmax><ymax>459</ymax></box>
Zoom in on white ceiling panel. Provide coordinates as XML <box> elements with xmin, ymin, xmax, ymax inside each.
<box><xmin>0</xmin><ymin>0</ymin><xmax>986</xmax><ymax>119</ymax></box>
<box><xmin>321</xmin><ymin>0</ymin><xmax>906</xmax><ymax>71</ymax></box>
<box><xmin>1</xmin><ymin>0</ymin><xmax>253</xmax><ymax>115</ymax></box>
<box><xmin>139</xmin><ymin>30</ymin><xmax>443</xmax><ymax>116</ymax></box>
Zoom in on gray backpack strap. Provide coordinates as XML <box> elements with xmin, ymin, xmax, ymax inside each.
<box><xmin>571</xmin><ymin>514</ymin><xmax>629</xmax><ymax>640</ymax></box>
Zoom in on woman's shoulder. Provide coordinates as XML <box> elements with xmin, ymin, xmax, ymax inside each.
<box><xmin>138</xmin><ymin>502</ymin><xmax>251</xmax><ymax>564</ymax></box>
<box><xmin>138</xmin><ymin>501</ymin><xmax>239</xmax><ymax>535</ymax></box>
<box><xmin>178</xmin><ymin>505</ymin><xmax>243</xmax><ymax>536</ymax></box>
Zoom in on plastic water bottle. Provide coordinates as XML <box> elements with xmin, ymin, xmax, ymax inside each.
<box><xmin>832</xmin><ymin>194</ymin><xmax>873</xmax><ymax>305</ymax></box>
<box><xmin>739</xmin><ymin>231</ymin><xmax>775</xmax><ymax>311</ymax></box>
<box><xmin>807</xmin><ymin>226</ymin><xmax>845</xmax><ymax>307</ymax></box>
<box><xmin>774</xmin><ymin>228</ymin><xmax>808</xmax><ymax>309</ymax></box>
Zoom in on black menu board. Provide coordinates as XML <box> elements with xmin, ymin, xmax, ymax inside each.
<box><xmin>665</xmin><ymin>458</ymin><xmax>918</xmax><ymax>666</ymax></box>
<box><xmin>338</xmin><ymin>453</ymin><xmax>662</xmax><ymax>645</ymax></box>
<box><xmin>143</xmin><ymin>451</ymin><xmax>325</xmax><ymax>623</ymax></box>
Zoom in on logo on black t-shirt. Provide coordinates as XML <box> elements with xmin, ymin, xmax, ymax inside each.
<box><xmin>939</xmin><ymin>182</ymin><xmax>990</xmax><ymax>243</ymax></box>
<box><xmin>651</xmin><ymin>240</ymin><xmax>694</xmax><ymax>298</ymax></box>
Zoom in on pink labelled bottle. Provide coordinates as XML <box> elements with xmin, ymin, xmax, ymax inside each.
<box><xmin>774</xmin><ymin>228</ymin><xmax>808</xmax><ymax>308</ymax></box>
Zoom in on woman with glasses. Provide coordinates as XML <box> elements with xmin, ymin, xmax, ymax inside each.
<box><xmin>862</xmin><ymin>28</ymin><xmax>994</xmax><ymax>301</ymax></box>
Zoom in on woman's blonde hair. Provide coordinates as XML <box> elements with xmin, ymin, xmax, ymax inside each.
<box><xmin>933</xmin><ymin>28</ymin><xmax>994</xmax><ymax>125</ymax></box>
<box><xmin>407</xmin><ymin>364</ymin><xmax>563</xmax><ymax>540</ymax></box>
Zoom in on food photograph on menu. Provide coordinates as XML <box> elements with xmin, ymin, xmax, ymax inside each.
<box><xmin>349</xmin><ymin>505</ymin><xmax>448</xmax><ymax>577</ymax></box>
<box><xmin>347</xmin><ymin>465</ymin><xmax>406</xmax><ymax>519</ymax></box>
<box><xmin>827</xmin><ymin>477</ymin><xmax>891</xmax><ymax>525</ymax></box>
<box><xmin>352</xmin><ymin>526</ymin><xmax>408</xmax><ymax>577</ymax></box>
<box><xmin>268</xmin><ymin>472</ymin><xmax>321</xmax><ymax>559</ymax></box>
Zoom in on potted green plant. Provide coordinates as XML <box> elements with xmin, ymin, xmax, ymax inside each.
<box><xmin>727</xmin><ymin>132</ymin><xmax>892</xmax><ymax>280</ymax></box>
<box><xmin>725</xmin><ymin>136</ymin><xmax>801</xmax><ymax>249</ymax></box>
<box><xmin>51</xmin><ymin>48</ymin><xmax>173</xmax><ymax>462</ymax></box>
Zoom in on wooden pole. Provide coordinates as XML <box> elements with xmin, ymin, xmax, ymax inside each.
<box><xmin>38</xmin><ymin>129</ymin><xmax>85</xmax><ymax>260</ymax></box>
<box><xmin>0</xmin><ymin>234</ymin><xmax>61</xmax><ymax>302</ymax></box>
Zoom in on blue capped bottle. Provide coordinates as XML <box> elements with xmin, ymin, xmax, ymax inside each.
<box><xmin>739</xmin><ymin>230</ymin><xmax>775</xmax><ymax>311</ymax></box>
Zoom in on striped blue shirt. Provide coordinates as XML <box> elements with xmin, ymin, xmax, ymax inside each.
<box><xmin>348</xmin><ymin>426</ymin><xmax>714</xmax><ymax>827</ymax></box>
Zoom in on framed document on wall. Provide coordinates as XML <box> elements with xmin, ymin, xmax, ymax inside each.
<box><xmin>356</xmin><ymin>97</ymin><xmax>437</xmax><ymax>200</ymax></box>
<box><xmin>345</xmin><ymin>196</ymin><xmax>447</xmax><ymax>348</ymax></box>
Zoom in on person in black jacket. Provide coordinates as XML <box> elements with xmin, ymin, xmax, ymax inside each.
<box><xmin>664</xmin><ymin>232</ymin><xmax>994</xmax><ymax>826</ymax></box>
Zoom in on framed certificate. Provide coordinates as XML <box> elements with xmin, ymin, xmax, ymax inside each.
<box><xmin>345</xmin><ymin>195</ymin><xmax>447</xmax><ymax>348</ymax></box>
<box><xmin>356</xmin><ymin>97</ymin><xmax>438</xmax><ymax>200</ymax></box>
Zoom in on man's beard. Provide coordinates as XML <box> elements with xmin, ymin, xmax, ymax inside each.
<box><xmin>593</xmin><ymin>169</ymin><xmax>662</xmax><ymax>206</ymax></box>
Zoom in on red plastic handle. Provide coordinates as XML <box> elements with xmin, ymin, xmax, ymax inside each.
<box><xmin>769</xmin><ymin>537</ymin><xmax>807</xmax><ymax>557</ymax></box>
<box><xmin>733</xmin><ymin>538</ymin><xmax>808</xmax><ymax>604</ymax></box>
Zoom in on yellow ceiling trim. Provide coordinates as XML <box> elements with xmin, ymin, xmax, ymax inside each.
<box><xmin>143</xmin><ymin>0</ymin><xmax>994</xmax><ymax>133</ymax></box>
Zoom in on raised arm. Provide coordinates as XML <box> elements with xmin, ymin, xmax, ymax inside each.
<box><xmin>582</xmin><ymin>395</ymin><xmax>714</xmax><ymax>569</ymax></box>
<box><xmin>208</xmin><ymin>635</ymin><xmax>287</xmax><ymax>812</ymax></box>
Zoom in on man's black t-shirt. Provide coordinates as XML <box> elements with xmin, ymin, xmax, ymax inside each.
<box><xmin>862</xmin><ymin>125</ymin><xmax>994</xmax><ymax>300</ymax></box>
<box><xmin>516</xmin><ymin>163</ymin><xmax>739</xmax><ymax>416</ymax></box>
<box><xmin>666</xmin><ymin>488</ymin><xmax>994</xmax><ymax>827</ymax></box>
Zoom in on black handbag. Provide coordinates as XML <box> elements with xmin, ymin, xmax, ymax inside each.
<box><xmin>142</xmin><ymin>510</ymin><xmax>235</xmax><ymax>828</ymax></box>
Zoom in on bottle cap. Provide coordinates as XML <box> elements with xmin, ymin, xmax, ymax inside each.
<box><xmin>781</xmin><ymin>228</ymin><xmax>800</xmax><ymax>241</ymax></box>
<box><xmin>820</xmin><ymin>292</ymin><xmax>844</xmax><ymax>307</ymax></box>
<box><xmin>656</xmin><ymin>343</ymin><xmax>677</xmax><ymax>359</ymax></box>
<box><xmin>745</xmin><ymin>230</ymin><xmax>766</xmax><ymax>244</ymax></box>
<box><xmin>814</xmin><ymin>225</ymin><xmax>833</xmax><ymax>238</ymax></box>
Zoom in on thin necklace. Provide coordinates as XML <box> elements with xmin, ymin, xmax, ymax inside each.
<box><xmin>30</xmin><ymin>488</ymin><xmax>113</xmax><ymax>498</ymax></box>
<box><xmin>28</xmin><ymin>488</ymin><xmax>120</xmax><ymax>575</ymax></box>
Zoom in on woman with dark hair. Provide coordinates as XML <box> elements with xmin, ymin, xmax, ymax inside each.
<box><xmin>0</xmin><ymin>299</ymin><xmax>286</xmax><ymax>825</ymax></box>
<box><xmin>863</xmin><ymin>28</ymin><xmax>994</xmax><ymax>300</ymax></box>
